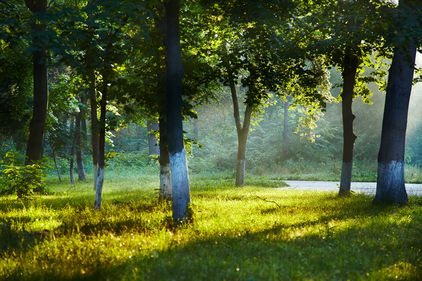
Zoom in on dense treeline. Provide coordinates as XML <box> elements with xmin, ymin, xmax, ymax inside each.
<box><xmin>0</xmin><ymin>0</ymin><xmax>421</xmax><ymax>221</ymax></box>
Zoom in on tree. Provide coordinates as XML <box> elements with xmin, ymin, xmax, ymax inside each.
<box><xmin>164</xmin><ymin>0</ymin><xmax>191</xmax><ymax>222</ymax></box>
<box><xmin>24</xmin><ymin>0</ymin><xmax>48</xmax><ymax>164</ymax></box>
<box><xmin>147</xmin><ymin>119</ymin><xmax>160</xmax><ymax>162</ymax></box>
<box><xmin>374</xmin><ymin>0</ymin><xmax>421</xmax><ymax>205</ymax></box>
<box><xmin>303</xmin><ymin>0</ymin><xmax>390</xmax><ymax>196</ymax></box>
<box><xmin>75</xmin><ymin>96</ymin><xmax>87</xmax><ymax>181</ymax></box>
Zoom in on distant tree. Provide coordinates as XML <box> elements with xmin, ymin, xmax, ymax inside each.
<box><xmin>0</xmin><ymin>23</ymin><xmax>32</xmax><ymax>152</ymax></box>
<box><xmin>147</xmin><ymin>119</ymin><xmax>159</xmax><ymax>162</ymax></box>
<box><xmin>195</xmin><ymin>1</ymin><xmax>331</xmax><ymax>186</ymax></box>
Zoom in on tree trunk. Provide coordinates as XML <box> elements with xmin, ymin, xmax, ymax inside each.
<box><xmin>374</xmin><ymin>19</ymin><xmax>417</xmax><ymax>205</ymax></box>
<box><xmin>147</xmin><ymin>119</ymin><xmax>160</xmax><ymax>162</ymax></box>
<box><xmin>339</xmin><ymin>51</ymin><xmax>359</xmax><ymax>196</ymax></box>
<box><xmin>159</xmin><ymin>112</ymin><xmax>172</xmax><ymax>201</ymax></box>
<box><xmin>69</xmin><ymin>154</ymin><xmax>75</xmax><ymax>186</ymax></box>
<box><xmin>236</xmin><ymin>134</ymin><xmax>247</xmax><ymax>187</ymax></box>
<box><xmin>164</xmin><ymin>0</ymin><xmax>191</xmax><ymax>222</ymax></box>
<box><xmin>94</xmin><ymin>73</ymin><xmax>108</xmax><ymax>210</ymax></box>
<box><xmin>230</xmin><ymin>80</ymin><xmax>253</xmax><ymax>187</ymax></box>
<box><xmin>75</xmin><ymin>109</ymin><xmax>86</xmax><ymax>181</ymax></box>
<box><xmin>25</xmin><ymin>0</ymin><xmax>48</xmax><ymax>164</ymax></box>
<box><xmin>51</xmin><ymin>147</ymin><xmax>62</xmax><ymax>182</ymax></box>
<box><xmin>88</xmin><ymin>69</ymin><xmax>99</xmax><ymax>189</ymax></box>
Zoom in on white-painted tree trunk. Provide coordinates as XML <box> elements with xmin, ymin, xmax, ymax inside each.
<box><xmin>170</xmin><ymin>150</ymin><xmax>190</xmax><ymax>221</ymax></box>
<box><xmin>160</xmin><ymin>163</ymin><xmax>172</xmax><ymax>200</ymax></box>
<box><xmin>375</xmin><ymin>161</ymin><xmax>407</xmax><ymax>204</ymax></box>
<box><xmin>94</xmin><ymin>167</ymin><xmax>104</xmax><ymax>210</ymax></box>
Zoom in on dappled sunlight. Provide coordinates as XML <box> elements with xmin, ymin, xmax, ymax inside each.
<box><xmin>0</xmin><ymin>181</ymin><xmax>421</xmax><ymax>280</ymax></box>
<box><xmin>366</xmin><ymin>261</ymin><xmax>420</xmax><ymax>281</ymax></box>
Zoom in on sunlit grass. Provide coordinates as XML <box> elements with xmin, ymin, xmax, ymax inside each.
<box><xmin>0</xmin><ymin>176</ymin><xmax>421</xmax><ymax>280</ymax></box>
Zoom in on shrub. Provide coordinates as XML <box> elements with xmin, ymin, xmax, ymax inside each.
<box><xmin>0</xmin><ymin>152</ymin><xmax>45</xmax><ymax>198</ymax></box>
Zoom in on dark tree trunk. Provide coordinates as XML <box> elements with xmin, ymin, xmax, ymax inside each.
<box><xmin>147</xmin><ymin>119</ymin><xmax>160</xmax><ymax>162</ymax></box>
<box><xmin>159</xmin><ymin>111</ymin><xmax>172</xmax><ymax>201</ymax></box>
<box><xmin>94</xmin><ymin>76</ymin><xmax>108</xmax><ymax>210</ymax></box>
<box><xmin>88</xmin><ymin>69</ymin><xmax>99</xmax><ymax>189</ymax></box>
<box><xmin>75</xmin><ymin>109</ymin><xmax>86</xmax><ymax>181</ymax></box>
<box><xmin>230</xmin><ymin>80</ymin><xmax>253</xmax><ymax>187</ymax></box>
<box><xmin>81</xmin><ymin>116</ymin><xmax>88</xmax><ymax>144</ymax></box>
<box><xmin>164</xmin><ymin>0</ymin><xmax>191</xmax><ymax>222</ymax></box>
<box><xmin>374</xmin><ymin>15</ymin><xmax>417</xmax><ymax>205</ymax></box>
<box><xmin>25</xmin><ymin>0</ymin><xmax>48</xmax><ymax>164</ymax></box>
<box><xmin>339</xmin><ymin>51</ymin><xmax>359</xmax><ymax>197</ymax></box>
<box><xmin>69</xmin><ymin>153</ymin><xmax>75</xmax><ymax>186</ymax></box>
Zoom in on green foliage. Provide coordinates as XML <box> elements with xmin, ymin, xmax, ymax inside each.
<box><xmin>0</xmin><ymin>178</ymin><xmax>421</xmax><ymax>280</ymax></box>
<box><xmin>0</xmin><ymin>152</ymin><xmax>45</xmax><ymax>198</ymax></box>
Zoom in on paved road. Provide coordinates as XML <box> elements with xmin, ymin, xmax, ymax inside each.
<box><xmin>284</xmin><ymin>180</ymin><xmax>422</xmax><ymax>196</ymax></box>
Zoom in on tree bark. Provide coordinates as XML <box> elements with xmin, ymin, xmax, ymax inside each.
<box><xmin>75</xmin><ymin>109</ymin><xmax>87</xmax><ymax>181</ymax></box>
<box><xmin>339</xmin><ymin>51</ymin><xmax>359</xmax><ymax>196</ymax></box>
<box><xmin>25</xmin><ymin>0</ymin><xmax>48</xmax><ymax>164</ymax></box>
<box><xmin>86</xmin><ymin>0</ymin><xmax>98</xmax><ymax>189</ymax></box>
<box><xmin>159</xmin><ymin>111</ymin><xmax>172</xmax><ymax>201</ymax></box>
<box><xmin>230</xmin><ymin>80</ymin><xmax>253</xmax><ymax>187</ymax></box>
<box><xmin>147</xmin><ymin>119</ymin><xmax>160</xmax><ymax>162</ymax></box>
<box><xmin>164</xmin><ymin>0</ymin><xmax>191</xmax><ymax>222</ymax></box>
<box><xmin>88</xmin><ymin>69</ymin><xmax>99</xmax><ymax>189</ymax></box>
<box><xmin>94</xmin><ymin>77</ymin><xmax>107</xmax><ymax>210</ymax></box>
<box><xmin>374</xmin><ymin>15</ymin><xmax>417</xmax><ymax>205</ymax></box>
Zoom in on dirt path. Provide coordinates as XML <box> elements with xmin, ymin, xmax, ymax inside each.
<box><xmin>284</xmin><ymin>180</ymin><xmax>422</xmax><ymax>196</ymax></box>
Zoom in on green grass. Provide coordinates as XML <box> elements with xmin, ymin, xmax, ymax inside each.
<box><xmin>0</xmin><ymin>176</ymin><xmax>421</xmax><ymax>281</ymax></box>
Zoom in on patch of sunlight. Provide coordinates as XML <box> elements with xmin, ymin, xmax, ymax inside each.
<box><xmin>366</xmin><ymin>261</ymin><xmax>420</xmax><ymax>280</ymax></box>
<box><xmin>27</xmin><ymin>219</ymin><xmax>62</xmax><ymax>232</ymax></box>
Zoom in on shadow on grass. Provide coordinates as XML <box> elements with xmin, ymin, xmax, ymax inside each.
<box><xmin>1</xmin><ymin>191</ymin><xmax>421</xmax><ymax>281</ymax></box>
<box><xmin>9</xmin><ymin>207</ymin><xmax>420</xmax><ymax>281</ymax></box>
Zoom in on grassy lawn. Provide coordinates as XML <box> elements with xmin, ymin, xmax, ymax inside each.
<box><xmin>0</xmin><ymin>176</ymin><xmax>421</xmax><ymax>280</ymax></box>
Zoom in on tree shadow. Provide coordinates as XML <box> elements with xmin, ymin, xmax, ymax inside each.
<box><xmin>1</xmin><ymin>191</ymin><xmax>421</xmax><ymax>280</ymax></box>
<box><xmin>13</xmin><ymin>208</ymin><xmax>418</xmax><ymax>281</ymax></box>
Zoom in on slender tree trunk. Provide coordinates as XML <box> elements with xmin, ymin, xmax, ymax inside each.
<box><xmin>159</xmin><ymin>111</ymin><xmax>172</xmax><ymax>201</ymax></box>
<box><xmin>94</xmin><ymin>76</ymin><xmax>108</xmax><ymax>210</ymax></box>
<box><xmin>339</xmin><ymin>51</ymin><xmax>359</xmax><ymax>196</ymax></box>
<box><xmin>86</xmin><ymin>0</ymin><xmax>98</xmax><ymax>188</ymax></box>
<box><xmin>25</xmin><ymin>0</ymin><xmax>48</xmax><ymax>164</ymax></box>
<box><xmin>230</xmin><ymin>80</ymin><xmax>253</xmax><ymax>187</ymax></box>
<box><xmin>164</xmin><ymin>0</ymin><xmax>191</xmax><ymax>222</ymax></box>
<box><xmin>374</xmin><ymin>19</ymin><xmax>417</xmax><ymax>204</ymax></box>
<box><xmin>75</xmin><ymin>109</ymin><xmax>86</xmax><ymax>181</ymax></box>
<box><xmin>88</xmin><ymin>69</ymin><xmax>99</xmax><ymax>189</ymax></box>
<box><xmin>147</xmin><ymin>119</ymin><xmax>160</xmax><ymax>162</ymax></box>
<box><xmin>51</xmin><ymin>147</ymin><xmax>62</xmax><ymax>182</ymax></box>
<box><xmin>69</xmin><ymin>153</ymin><xmax>75</xmax><ymax>186</ymax></box>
